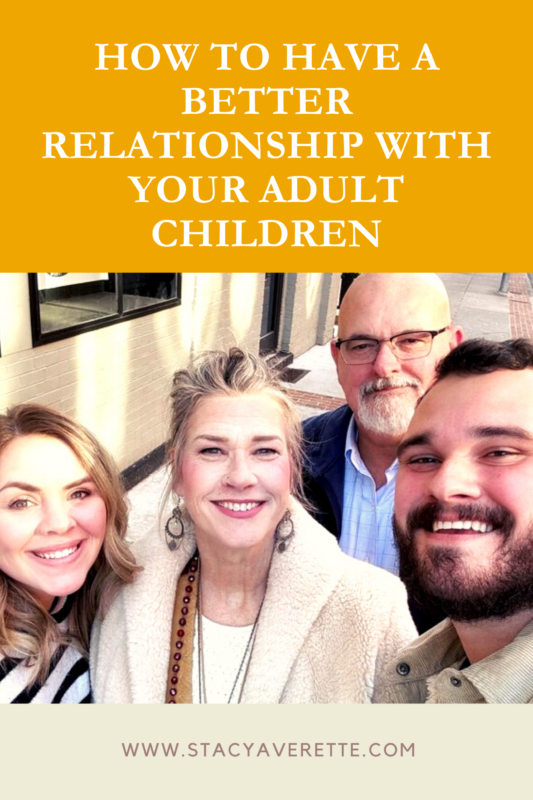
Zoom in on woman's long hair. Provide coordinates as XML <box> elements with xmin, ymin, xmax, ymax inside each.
<box><xmin>0</xmin><ymin>403</ymin><xmax>140</xmax><ymax>684</ymax></box>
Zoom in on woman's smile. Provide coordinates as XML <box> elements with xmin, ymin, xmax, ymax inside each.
<box><xmin>212</xmin><ymin>499</ymin><xmax>266</xmax><ymax>518</ymax></box>
<box><xmin>29</xmin><ymin>538</ymin><xmax>86</xmax><ymax>563</ymax></box>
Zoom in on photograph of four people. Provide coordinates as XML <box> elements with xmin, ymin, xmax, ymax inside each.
<box><xmin>2</xmin><ymin>273</ymin><xmax>532</xmax><ymax>704</ymax></box>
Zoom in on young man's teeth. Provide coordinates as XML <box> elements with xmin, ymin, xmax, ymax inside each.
<box><xmin>432</xmin><ymin>521</ymin><xmax>493</xmax><ymax>533</ymax></box>
<box><xmin>35</xmin><ymin>546</ymin><xmax>78</xmax><ymax>560</ymax></box>
<box><xmin>220</xmin><ymin>502</ymin><xmax>259</xmax><ymax>512</ymax></box>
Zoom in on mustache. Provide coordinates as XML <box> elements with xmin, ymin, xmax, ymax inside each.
<box><xmin>360</xmin><ymin>375</ymin><xmax>422</xmax><ymax>397</ymax></box>
<box><xmin>404</xmin><ymin>502</ymin><xmax>515</xmax><ymax>538</ymax></box>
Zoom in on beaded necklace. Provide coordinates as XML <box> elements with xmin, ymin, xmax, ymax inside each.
<box><xmin>166</xmin><ymin>553</ymin><xmax>199</xmax><ymax>703</ymax></box>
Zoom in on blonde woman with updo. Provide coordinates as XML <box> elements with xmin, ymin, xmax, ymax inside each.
<box><xmin>0</xmin><ymin>404</ymin><xmax>138</xmax><ymax>703</ymax></box>
<box><xmin>92</xmin><ymin>349</ymin><xmax>416</xmax><ymax>703</ymax></box>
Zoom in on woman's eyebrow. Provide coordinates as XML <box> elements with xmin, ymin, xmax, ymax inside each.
<box><xmin>192</xmin><ymin>434</ymin><xmax>228</xmax><ymax>443</ymax></box>
<box><xmin>0</xmin><ymin>481</ymin><xmax>40</xmax><ymax>493</ymax></box>
<box><xmin>0</xmin><ymin>476</ymin><xmax>93</xmax><ymax>493</ymax></box>
<box><xmin>65</xmin><ymin>476</ymin><xmax>93</xmax><ymax>489</ymax></box>
<box><xmin>192</xmin><ymin>434</ymin><xmax>283</xmax><ymax>443</ymax></box>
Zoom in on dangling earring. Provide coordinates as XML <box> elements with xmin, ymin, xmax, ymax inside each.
<box><xmin>274</xmin><ymin>510</ymin><xmax>294</xmax><ymax>553</ymax></box>
<box><xmin>165</xmin><ymin>501</ymin><xmax>185</xmax><ymax>551</ymax></box>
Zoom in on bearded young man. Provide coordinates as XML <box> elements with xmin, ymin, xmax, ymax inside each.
<box><xmin>380</xmin><ymin>338</ymin><xmax>533</xmax><ymax>703</ymax></box>
<box><xmin>303</xmin><ymin>273</ymin><xmax>463</xmax><ymax>632</ymax></box>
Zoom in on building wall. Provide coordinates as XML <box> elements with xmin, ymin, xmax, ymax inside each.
<box><xmin>0</xmin><ymin>272</ymin><xmax>338</xmax><ymax>472</ymax></box>
<box><xmin>279</xmin><ymin>273</ymin><xmax>341</xmax><ymax>356</ymax></box>
<box><xmin>189</xmin><ymin>272</ymin><xmax>264</xmax><ymax>354</ymax></box>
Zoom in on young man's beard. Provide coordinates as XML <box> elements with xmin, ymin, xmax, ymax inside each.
<box><xmin>393</xmin><ymin>502</ymin><xmax>533</xmax><ymax>622</ymax></box>
<box><xmin>357</xmin><ymin>376</ymin><xmax>422</xmax><ymax>437</ymax></box>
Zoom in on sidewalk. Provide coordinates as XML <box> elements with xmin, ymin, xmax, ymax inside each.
<box><xmin>127</xmin><ymin>272</ymin><xmax>533</xmax><ymax>535</ymax></box>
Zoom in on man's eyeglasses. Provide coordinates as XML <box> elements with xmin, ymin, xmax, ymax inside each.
<box><xmin>335</xmin><ymin>327</ymin><xmax>450</xmax><ymax>365</ymax></box>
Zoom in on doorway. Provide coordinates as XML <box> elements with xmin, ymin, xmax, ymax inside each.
<box><xmin>259</xmin><ymin>273</ymin><xmax>284</xmax><ymax>354</ymax></box>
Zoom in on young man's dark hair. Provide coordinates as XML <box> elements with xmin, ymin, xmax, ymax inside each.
<box><xmin>435</xmin><ymin>337</ymin><xmax>533</xmax><ymax>381</ymax></box>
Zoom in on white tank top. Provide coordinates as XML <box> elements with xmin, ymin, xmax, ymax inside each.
<box><xmin>191</xmin><ymin>615</ymin><xmax>255</xmax><ymax>704</ymax></box>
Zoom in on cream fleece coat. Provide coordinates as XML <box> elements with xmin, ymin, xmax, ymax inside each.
<box><xmin>91</xmin><ymin>500</ymin><xmax>416</xmax><ymax>703</ymax></box>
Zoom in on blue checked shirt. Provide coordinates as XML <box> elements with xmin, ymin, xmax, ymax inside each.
<box><xmin>339</xmin><ymin>417</ymin><xmax>399</xmax><ymax>574</ymax></box>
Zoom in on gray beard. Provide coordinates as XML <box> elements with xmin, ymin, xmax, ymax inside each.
<box><xmin>357</xmin><ymin>377</ymin><xmax>422</xmax><ymax>437</ymax></box>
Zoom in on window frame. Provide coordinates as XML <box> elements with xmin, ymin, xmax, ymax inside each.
<box><xmin>29</xmin><ymin>273</ymin><xmax>182</xmax><ymax>346</ymax></box>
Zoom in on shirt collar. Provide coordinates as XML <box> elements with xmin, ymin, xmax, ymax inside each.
<box><xmin>50</xmin><ymin>594</ymin><xmax>74</xmax><ymax>623</ymax></box>
<box><xmin>344</xmin><ymin>415</ymin><xmax>399</xmax><ymax>481</ymax></box>
<box><xmin>388</xmin><ymin>617</ymin><xmax>533</xmax><ymax>704</ymax></box>
<box><xmin>465</xmin><ymin>618</ymin><xmax>533</xmax><ymax>703</ymax></box>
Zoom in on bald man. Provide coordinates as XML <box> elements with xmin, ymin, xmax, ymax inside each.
<box><xmin>303</xmin><ymin>273</ymin><xmax>463</xmax><ymax>632</ymax></box>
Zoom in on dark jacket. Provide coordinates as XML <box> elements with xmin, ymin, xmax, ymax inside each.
<box><xmin>302</xmin><ymin>405</ymin><xmax>352</xmax><ymax>537</ymax></box>
<box><xmin>302</xmin><ymin>405</ymin><xmax>444</xmax><ymax>635</ymax></box>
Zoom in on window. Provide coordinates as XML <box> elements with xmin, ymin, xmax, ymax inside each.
<box><xmin>29</xmin><ymin>273</ymin><xmax>181</xmax><ymax>345</ymax></box>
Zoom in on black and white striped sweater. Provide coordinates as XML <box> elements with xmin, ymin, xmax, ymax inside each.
<box><xmin>0</xmin><ymin>596</ymin><xmax>90</xmax><ymax>704</ymax></box>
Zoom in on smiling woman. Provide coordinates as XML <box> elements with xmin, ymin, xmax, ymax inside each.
<box><xmin>0</xmin><ymin>404</ymin><xmax>139</xmax><ymax>704</ymax></box>
<box><xmin>92</xmin><ymin>348</ymin><xmax>417</xmax><ymax>704</ymax></box>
